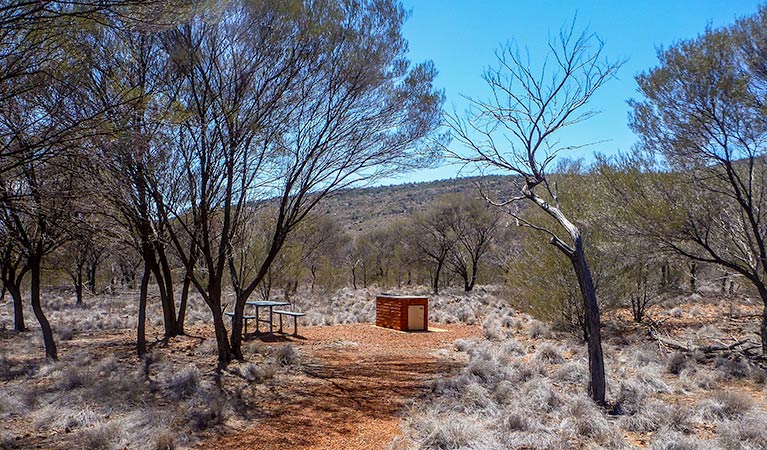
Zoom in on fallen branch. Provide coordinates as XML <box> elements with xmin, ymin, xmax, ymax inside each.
<box><xmin>647</xmin><ymin>326</ymin><xmax>749</xmax><ymax>353</ymax></box>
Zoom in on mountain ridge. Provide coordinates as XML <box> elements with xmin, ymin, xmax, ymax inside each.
<box><xmin>317</xmin><ymin>174</ymin><xmax>521</xmax><ymax>234</ymax></box>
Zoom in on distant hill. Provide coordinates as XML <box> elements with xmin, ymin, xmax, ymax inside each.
<box><xmin>316</xmin><ymin>175</ymin><xmax>521</xmax><ymax>234</ymax></box>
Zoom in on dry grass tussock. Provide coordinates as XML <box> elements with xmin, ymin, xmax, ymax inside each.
<box><xmin>0</xmin><ymin>287</ymin><xmax>212</xmax><ymax>335</ymax></box>
<box><xmin>396</xmin><ymin>301</ymin><xmax>767</xmax><ymax>450</ymax></box>
<box><xmin>0</xmin><ymin>331</ymin><xmax>302</xmax><ymax>449</ymax></box>
<box><xmin>297</xmin><ymin>285</ymin><xmax>516</xmax><ymax>327</ymax></box>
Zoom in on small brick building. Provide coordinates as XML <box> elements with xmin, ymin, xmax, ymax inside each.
<box><xmin>375</xmin><ymin>294</ymin><xmax>428</xmax><ymax>331</ymax></box>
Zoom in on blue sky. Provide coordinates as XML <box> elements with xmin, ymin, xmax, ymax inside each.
<box><xmin>388</xmin><ymin>0</ymin><xmax>763</xmax><ymax>184</ymax></box>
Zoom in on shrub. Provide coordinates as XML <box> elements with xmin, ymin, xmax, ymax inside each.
<box><xmin>666</xmin><ymin>352</ymin><xmax>688</xmax><ymax>375</ymax></box>
<box><xmin>188</xmin><ymin>401</ymin><xmax>223</xmax><ymax>431</ymax></box>
<box><xmin>0</xmin><ymin>432</ymin><xmax>19</xmax><ymax>449</ymax></box>
<box><xmin>527</xmin><ymin>320</ymin><xmax>551</xmax><ymax>339</ymax></box>
<box><xmin>649</xmin><ymin>430</ymin><xmax>704</xmax><ymax>450</ymax></box>
<box><xmin>274</xmin><ymin>345</ymin><xmax>298</xmax><ymax>367</ymax></box>
<box><xmin>482</xmin><ymin>314</ymin><xmax>506</xmax><ymax>341</ymax></box>
<box><xmin>712</xmin><ymin>390</ymin><xmax>754</xmax><ymax>419</ymax></box>
<box><xmin>240</xmin><ymin>362</ymin><xmax>276</xmax><ymax>383</ymax></box>
<box><xmin>553</xmin><ymin>361</ymin><xmax>586</xmax><ymax>384</ymax></box>
<box><xmin>153</xmin><ymin>430</ymin><xmax>176</xmax><ymax>450</ymax></box>
<box><xmin>78</xmin><ymin>423</ymin><xmax>117</xmax><ymax>450</ymax></box>
<box><xmin>615</xmin><ymin>380</ymin><xmax>648</xmax><ymax>416</ymax></box>
<box><xmin>165</xmin><ymin>365</ymin><xmax>200</xmax><ymax>400</ymax></box>
<box><xmin>458</xmin><ymin>383</ymin><xmax>494</xmax><ymax>415</ymax></box>
<box><xmin>620</xmin><ymin>402</ymin><xmax>664</xmax><ymax>433</ymax></box>
<box><xmin>509</xmin><ymin>359</ymin><xmax>547</xmax><ymax>383</ymax></box>
<box><xmin>718</xmin><ymin>411</ymin><xmax>767</xmax><ymax>449</ymax></box>
<box><xmin>533</xmin><ymin>343</ymin><xmax>565</xmax><ymax>364</ymax></box>
<box><xmin>57</xmin><ymin>326</ymin><xmax>75</xmax><ymax>341</ymax></box>
<box><xmin>633</xmin><ymin>368</ymin><xmax>670</xmax><ymax>394</ymax></box>
<box><xmin>681</xmin><ymin>368</ymin><xmax>719</xmax><ymax>391</ymax></box>
<box><xmin>564</xmin><ymin>395</ymin><xmax>612</xmax><ymax>440</ymax></box>
<box><xmin>412</xmin><ymin>414</ymin><xmax>486</xmax><ymax>450</ymax></box>
<box><xmin>500</xmin><ymin>340</ymin><xmax>526</xmax><ymax>358</ymax></box>
<box><xmin>194</xmin><ymin>340</ymin><xmax>217</xmax><ymax>356</ymax></box>
<box><xmin>496</xmin><ymin>411</ymin><xmax>530</xmax><ymax>433</ymax></box>
<box><xmin>57</xmin><ymin>366</ymin><xmax>88</xmax><ymax>390</ymax></box>
<box><xmin>664</xmin><ymin>404</ymin><xmax>695</xmax><ymax>434</ymax></box>
<box><xmin>714</xmin><ymin>355</ymin><xmax>753</xmax><ymax>379</ymax></box>
<box><xmin>453</xmin><ymin>339</ymin><xmax>473</xmax><ymax>352</ymax></box>
<box><xmin>668</xmin><ymin>307</ymin><xmax>684</xmax><ymax>318</ymax></box>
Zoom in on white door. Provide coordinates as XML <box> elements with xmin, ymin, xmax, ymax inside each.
<box><xmin>407</xmin><ymin>305</ymin><xmax>425</xmax><ymax>331</ymax></box>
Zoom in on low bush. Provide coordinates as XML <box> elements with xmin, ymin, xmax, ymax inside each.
<box><xmin>649</xmin><ymin>430</ymin><xmax>705</xmax><ymax>450</ymax></box>
<box><xmin>274</xmin><ymin>345</ymin><xmax>298</xmax><ymax>367</ymax></box>
<box><xmin>533</xmin><ymin>343</ymin><xmax>565</xmax><ymax>364</ymax></box>
<box><xmin>667</xmin><ymin>352</ymin><xmax>688</xmax><ymax>375</ymax></box>
<box><xmin>240</xmin><ymin>362</ymin><xmax>276</xmax><ymax>383</ymax></box>
<box><xmin>165</xmin><ymin>365</ymin><xmax>201</xmax><ymax>400</ymax></box>
<box><xmin>718</xmin><ymin>410</ymin><xmax>767</xmax><ymax>449</ymax></box>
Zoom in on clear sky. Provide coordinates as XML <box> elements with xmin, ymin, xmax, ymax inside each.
<box><xmin>387</xmin><ymin>0</ymin><xmax>763</xmax><ymax>184</ymax></box>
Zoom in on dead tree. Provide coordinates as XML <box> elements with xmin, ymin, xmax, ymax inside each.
<box><xmin>447</xmin><ymin>22</ymin><xmax>622</xmax><ymax>406</ymax></box>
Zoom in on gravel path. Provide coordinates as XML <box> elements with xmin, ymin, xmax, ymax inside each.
<box><xmin>203</xmin><ymin>323</ymin><xmax>482</xmax><ymax>450</ymax></box>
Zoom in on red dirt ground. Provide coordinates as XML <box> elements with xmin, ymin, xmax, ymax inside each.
<box><xmin>200</xmin><ymin>323</ymin><xmax>482</xmax><ymax>450</ymax></box>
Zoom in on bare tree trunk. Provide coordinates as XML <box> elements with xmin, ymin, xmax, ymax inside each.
<box><xmin>73</xmin><ymin>265</ymin><xmax>84</xmax><ymax>306</ymax></box>
<box><xmin>689</xmin><ymin>262</ymin><xmax>697</xmax><ymax>292</ymax></box>
<box><xmin>433</xmin><ymin>259</ymin><xmax>443</xmax><ymax>294</ymax></box>
<box><xmin>762</xmin><ymin>303</ymin><xmax>767</xmax><ymax>355</ymax></box>
<box><xmin>29</xmin><ymin>254</ymin><xmax>56</xmax><ymax>360</ymax></box>
<box><xmin>176</xmin><ymin>273</ymin><xmax>191</xmax><ymax>336</ymax></box>
<box><xmin>8</xmin><ymin>282</ymin><xmax>25</xmax><ymax>332</ymax></box>
<box><xmin>155</xmin><ymin>247</ymin><xmax>177</xmax><ymax>337</ymax></box>
<box><xmin>543</xmin><ymin>200</ymin><xmax>607</xmax><ymax>406</ymax></box>
<box><xmin>86</xmin><ymin>263</ymin><xmax>97</xmax><ymax>295</ymax></box>
<box><xmin>137</xmin><ymin>262</ymin><xmax>150</xmax><ymax>357</ymax></box>
<box><xmin>146</xmin><ymin>249</ymin><xmax>177</xmax><ymax>339</ymax></box>
<box><xmin>569</xmin><ymin>238</ymin><xmax>606</xmax><ymax>406</ymax></box>
<box><xmin>209</xmin><ymin>281</ymin><xmax>232</xmax><ymax>365</ymax></box>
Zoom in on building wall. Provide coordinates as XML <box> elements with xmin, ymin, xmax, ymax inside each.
<box><xmin>375</xmin><ymin>296</ymin><xmax>428</xmax><ymax>331</ymax></box>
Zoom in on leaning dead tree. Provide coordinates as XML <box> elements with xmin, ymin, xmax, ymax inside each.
<box><xmin>446</xmin><ymin>22</ymin><xmax>622</xmax><ymax>406</ymax></box>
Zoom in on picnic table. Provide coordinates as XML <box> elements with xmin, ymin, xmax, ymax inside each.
<box><xmin>246</xmin><ymin>300</ymin><xmax>289</xmax><ymax>334</ymax></box>
<box><xmin>225</xmin><ymin>300</ymin><xmax>305</xmax><ymax>336</ymax></box>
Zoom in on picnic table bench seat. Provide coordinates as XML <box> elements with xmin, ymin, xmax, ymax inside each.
<box><xmin>273</xmin><ymin>310</ymin><xmax>305</xmax><ymax>336</ymax></box>
<box><xmin>224</xmin><ymin>311</ymin><xmax>258</xmax><ymax>334</ymax></box>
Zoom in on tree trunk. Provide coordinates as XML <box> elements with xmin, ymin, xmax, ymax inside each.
<box><xmin>433</xmin><ymin>259</ymin><xmax>443</xmax><ymax>294</ymax></box>
<box><xmin>137</xmin><ymin>262</ymin><xmax>150</xmax><ymax>357</ymax></box>
<box><xmin>147</xmin><ymin>249</ymin><xmax>177</xmax><ymax>338</ymax></box>
<box><xmin>351</xmin><ymin>265</ymin><xmax>357</xmax><ymax>290</ymax></box>
<box><xmin>209</xmin><ymin>281</ymin><xmax>232</xmax><ymax>365</ymax></box>
<box><xmin>762</xmin><ymin>303</ymin><xmax>767</xmax><ymax>355</ymax></box>
<box><xmin>569</xmin><ymin>238</ymin><xmax>606</xmax><ymax>406</ymax></box>
<box><xmin>176</xmin><ymin>273</ymin><xmax>191</xmax><ymax>336</ymax></box>
<box><xmin>8</xmin><ymin>282</ymin><xmax>25</xmax><ymax>332</ymax></box>
<box><xmin>689</xmin><ymin>262</ymin><xmax>697</xmax><ymax>292</ymax></box>
<box><xmin>30</xmin><ymin>255</ymin><xmax>57</xmax><ymax>360</ymax></box>
<box><xmin>74</xmin><ymin>266</ymin><xmax>84</xmax><ymax>306</ymax></box>
<box><xmin>156</xmin><ymin>246</ymin><xmax>178</xmax><ymax>337</ymax></box>
<box><xmin>86</xmin><ymin>263</ymin><xmax>97</xmax><ymax>294</ymax></box>
<box><xmin>212</xmin><ymin>305</ymin><xmax>232</xmax><ymax>366</ymax></box>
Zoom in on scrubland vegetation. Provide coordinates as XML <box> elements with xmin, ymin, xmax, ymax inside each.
<box><xmin>5</xmin><ymin>0</ymin><xmax>767</xmax><ymax>449</ymax></box>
